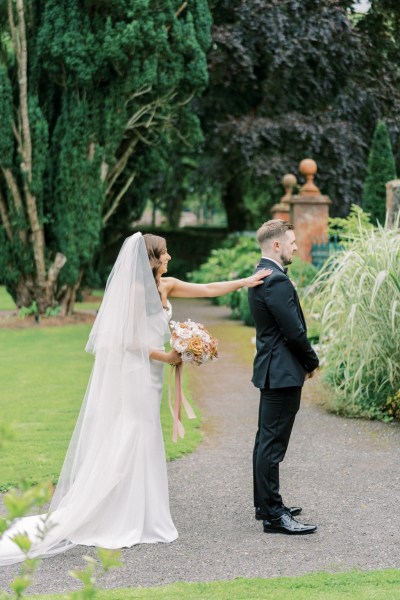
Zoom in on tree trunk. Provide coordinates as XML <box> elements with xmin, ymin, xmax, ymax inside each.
<box><xmin>2</xmin><ymin>0</ymin><xmax>67</xmax><ymax>315</ymax></box>
<box><xmin>151</xmin><ymin>198</ymin><xmax>157</xmax><ymax>227</ymax></box>
<box><xmin>14</xmin><ymin>277</ymin><xmax>35</xmax><ymax>308</ymax></box>
<box><xmin>221</xmin><ymin>177</ymin><xmax>250</xmax><ymax>232</ymax></box>
<box><xmin>11</xmin><ymin>0</ymin><xmax>48</xmax><ymax>310</ymax></box>
<box><xmin>59</xmin><ymin>270</ymin><xmax>83</xmax><ymax>316</ymax></box>
<box><xmin>166</xmin><ymin>194</ymin><xmax>183</xmax><ymax>228</ymax></box>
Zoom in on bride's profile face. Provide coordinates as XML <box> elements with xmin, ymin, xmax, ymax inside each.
<box><xmin>158</xmin><ymin>248</ymin><xmax>171</xmax><ymax>276</ymax></box>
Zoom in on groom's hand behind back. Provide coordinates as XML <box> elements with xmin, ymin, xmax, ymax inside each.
<box><xmin>305</xmin><ymin>368</ymin><xmax>318</xmax><ymax>381</ymax></box>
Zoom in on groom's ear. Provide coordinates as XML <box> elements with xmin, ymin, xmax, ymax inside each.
<box><xmin>272</xmin><ymin>239</ymin><xmax>280</xmax><ymax>251</ymax></box>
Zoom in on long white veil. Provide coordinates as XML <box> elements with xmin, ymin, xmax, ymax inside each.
<box><xmin>0</xmin><ymin>233</ymin><xmax>170</xmax><ymax>565</ymax></box>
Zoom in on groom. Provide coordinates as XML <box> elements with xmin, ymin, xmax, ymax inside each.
<box><xmin>248</xmin><ymin>219</ymin><xmax>319</xmax><ymax>535</ymax></box>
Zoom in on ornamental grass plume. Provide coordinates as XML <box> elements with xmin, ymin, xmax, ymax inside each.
<box><xmin>307</xmin><ymin>217</ymin><xmax>400</xmax><ymax>419</ymax></box>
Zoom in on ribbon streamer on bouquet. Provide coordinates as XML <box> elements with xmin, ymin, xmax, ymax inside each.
<box><xmin>168</xmin><ymin>363</ymin><xmax>196</xmax><ymax>442</ymax></box>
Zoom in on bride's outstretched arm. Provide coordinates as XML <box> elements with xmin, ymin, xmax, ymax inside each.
<box><xmin>161</xmin><ymin>269</ymin><xmax>272</xmax><ymax>299</ymax></box>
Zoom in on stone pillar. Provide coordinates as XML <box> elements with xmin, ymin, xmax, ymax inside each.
<box><xmin>289</xmin><ymin>159</ymin><xmax>332</xmax><ymax>263</ymax></box>
<box><xmin>386</xmin><ymin>179</ymin><xmax>400</xmax><ymax>228</ymax></box>
<box><xmin>271</xmin><ymin>173</ymin><xmax>297</xmax><ymax>221</ymax></box>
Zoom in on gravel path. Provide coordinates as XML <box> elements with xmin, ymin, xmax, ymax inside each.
<box><xmin>1</xmin><ymin>298</ymin><xmax>399</xmax><ymax>593</ymax></box>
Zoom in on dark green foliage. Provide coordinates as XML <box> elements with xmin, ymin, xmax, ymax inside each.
<box><xmin>0</xmin><ymin>228</ymin><xmax>35</xmax><ymax>296</ymax></box>
<box><xmin>130</xmin><ymin>112</ymin><xmax>205</xmax><ymax>230</ymax></box>
<box><xmin>200</xmin><ymin>0</ymin><xmax>400</xmax><ymax>229</ymax></box>
<box><xmin>0</xmin><ymin>1</ymin><xmax>211</xmax><ymax>311</ymax></box>
<box><xmin>29</xmin><ymin>97</ymin><xmax>48</xmax><ymax>218</ymax></box>
<box><xmin>0</xmin><ymin>66</ymin><xmax>13</xmax><ymax>169</ymax></box>
<box><xmin>243</xmin><ymin>177</ymin><xmax>281</xmax><ymax>230</ymax></box>
<box><xmin>356</xmin><ymin>1</ymin><xmax>400</xmax><ymax>74</ymax></box>
<box><xmin>51</xmin><ymin>99</ymin><xmax>103</xmax><ymax>287</ymax></box>
<box><xmin>362</xmin><ymin>121</ymin><xmax>397</xmax><ymax>224</ymax></box>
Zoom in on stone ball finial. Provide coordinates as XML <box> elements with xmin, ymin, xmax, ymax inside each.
<box><xmin>299</xmin><ymin>158</ymin><xmax>320</xmax><ymax>195</ymax></box>
<box><xmin>299</xmin><ymin>159</ymin><xmax>317</xmax><ymax>176</ymax></box>
<box><xmin>282</xmin><ymin>173</ymin><xmax>297</xmax><ymax>189</ymax></box>
<box><xmin>280</xmin><ymin>173</ymin><xmax>297</xmax><ymax>204</ymax></box>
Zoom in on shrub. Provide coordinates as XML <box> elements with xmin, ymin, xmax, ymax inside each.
<box><xmin>383</xmin><ymin>390</ymin><xmax>400</xmax><ymax>421</ymax></box>
<box><xmin>307</xmin><ymin>218</ymin><xmax>400</xmax><ymax>419</ymax></box>
<box><xmin>328</xmin><ymin>204</ymin><xmax>374</xmax><ymax>241</ymax></box>
<box><xmin>18</xmin><ymin>302</ymin><xmax>38</xmax><ymax>318</ymax></box>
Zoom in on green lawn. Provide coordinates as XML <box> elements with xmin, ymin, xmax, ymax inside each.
<box><xmin>19</xmin><ymin>570</ymin><xmax>400</xmax><ymax>600</ymax></box>
<box><xmin>74</xmin><ymin>289</ymin><xmax>103</xmax><ymax>312</ymax></box>
<box><xmin>0</xmin><ymin>286</ymin><xmax>16</xmax><ymax>311</ymax></box>
<box><xmin>0</xmin><ymin>324</ymin><xmax>201</xmax><ymax>491</ymax></box>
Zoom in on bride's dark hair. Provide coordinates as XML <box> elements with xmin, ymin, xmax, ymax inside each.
<box><xmin>143</xmin><ymin>234</ymin><xmax>167</xmax><ymax>285</ymax></box>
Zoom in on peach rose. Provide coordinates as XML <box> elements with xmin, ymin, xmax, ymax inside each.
<box><xmin>187</xmin><ymin>335</ymin><xmax>204</xmax><ymax>357</ymax></box>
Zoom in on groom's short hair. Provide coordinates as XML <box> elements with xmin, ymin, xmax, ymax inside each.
<box><xmin>256</xmin><ymin>220</ymin><xmax>294</xmax><ymax>247</ymax></box>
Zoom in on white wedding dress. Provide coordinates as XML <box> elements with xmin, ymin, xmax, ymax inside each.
<box><xmin>0</xmin><ymin>234</ymin><xmax>178</xmax><ymax>566</ymax></box>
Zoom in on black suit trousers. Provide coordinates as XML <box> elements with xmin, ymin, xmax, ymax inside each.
<box><xmin>253</xmin><ymin>386</ymin><xmax>301</xmax><ymax>519</ymax></box>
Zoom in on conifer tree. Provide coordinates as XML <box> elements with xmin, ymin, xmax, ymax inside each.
<box><xmin>362</xmin><ymin>120</ymin><xmax>397</xmax><ymax>224</ymax></box>
<box><xmin>0</xmin><ymin>0</ymin><xmax>211</xmax><ymax>314</ymax></box>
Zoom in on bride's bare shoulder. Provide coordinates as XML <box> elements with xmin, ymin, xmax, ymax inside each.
<box><xmin>159</xmin><ymin>277</ymin><xmax>179</xmax><ymax>295</ymax></box>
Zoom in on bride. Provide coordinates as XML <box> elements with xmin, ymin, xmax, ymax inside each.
<box><xmin>0</xmin><ymin>232</ymin><xmax>269</xmax><ymax>565</ymax></box>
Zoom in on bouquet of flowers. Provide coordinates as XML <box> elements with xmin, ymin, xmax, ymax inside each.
<box><xmin>169</xmin><ymin>319</ymin><xmax>218</xmax><ymax>365</ymax></box>
<box><xmin>168</xmin><ymin>319</ymin><xmax>217</xmax><ymax>442</ymax></box>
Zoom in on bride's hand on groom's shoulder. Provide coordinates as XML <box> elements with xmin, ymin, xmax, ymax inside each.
<box><xmin>245</xmin><ymin>269</ymin><xmax>273</xmax><ymax>288</ymax></box>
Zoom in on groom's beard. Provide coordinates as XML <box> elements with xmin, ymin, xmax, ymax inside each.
<box><xmin>280</xmin><ymin>252</ymin><xmax>293</xmax><ymax>266</ymax></box>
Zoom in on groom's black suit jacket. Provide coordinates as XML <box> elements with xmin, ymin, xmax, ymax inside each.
<box><xmin>248</xmin><ymin>258</ymin><xmax>319</xmax><ymax>389</ymax></box>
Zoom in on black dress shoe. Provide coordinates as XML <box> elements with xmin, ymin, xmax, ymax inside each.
<box><xmin>263</xmin><ymin>512</ymin><xmax>317</xmax><ymax>535</ymax></box>
<box><xmin>255</xmin><ymin>506</ymin><xmax>302</xmax><ymax>520</ymax></box>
